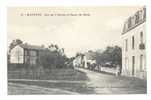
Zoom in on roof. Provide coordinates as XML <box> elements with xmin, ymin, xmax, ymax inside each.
<box><xmin>122</xmin><ymin>7</ymin><xmax>146</xmax><ymax>35</ymax></box>
<box><xmin>19</xmin><ymin>44</ymin><xmax>45</xmax><ymax>51</ymax></box>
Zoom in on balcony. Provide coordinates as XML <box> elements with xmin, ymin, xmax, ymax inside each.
<box><xmin>139</xmin><ymin>43</ymin><xmax>145</xmax><ymax>50</ymax></box>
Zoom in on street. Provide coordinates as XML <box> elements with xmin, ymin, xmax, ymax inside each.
<box><xmin>8</xmin><ymin>68</ymin><xmax>147</xmax><ymax>94</ymax></box>
<box><xmin>76</xmin><ymin>68</ymin><xmax>146</xmax><ymax>94</ymax></box>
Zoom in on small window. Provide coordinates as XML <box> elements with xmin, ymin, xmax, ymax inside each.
<box><xmin>143</xmin><ymin>7</ymin><xmax>146</xmax><ymax>19</ymax></box>
<box><xmin>128</xmin><ymin>17</ymin><xmax>132</xmax><ymax>28</ymax></box>
<box><xmin>132</xmin><ymin>36</ymin><xmax>135</xmax><ymax>49</ymax></box>
<box><xmin>135</xmin><ymin>12</ymin><xmax>139</xmax><ymax>24</ymax></box>
<box><xmin>125</xmin><ymin>39</ymin><xmax>128</xmax><ymax>52</ymax></box>
<box><xmin>140</xmin><ymin>31</ymin><xmax>143</xmax><ymax>43</ymax></box>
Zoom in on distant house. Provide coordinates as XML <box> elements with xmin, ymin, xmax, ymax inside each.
<box><xmin>10</xmin><ymin>44</ymin><xmax>45</xmax><ymax>65</ymax></box>
<box><xmin>73</xmin><ymin>51</ymin><xmax>96</xmax><ymax>69</ymax></box>
<box><xmin>73</xmin><ymin>54</ymin><xmax>84</xmax><ymax>68</ymax></box>
<box><xmin>83</xmin><ymin>51</ymin><xmax>96</xmax><ymax>69</ymax></box>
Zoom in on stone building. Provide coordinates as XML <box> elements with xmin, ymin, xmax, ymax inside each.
<box><xmin>121</xmin><ymin>7</ymin><xmax>146</xmax><ymax>79</ymax></box>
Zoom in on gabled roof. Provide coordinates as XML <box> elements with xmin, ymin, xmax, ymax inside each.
<box><xmin>19</xmin><ymin>44</ymin><xmax>45</xmax><ymax>51</ymax></box>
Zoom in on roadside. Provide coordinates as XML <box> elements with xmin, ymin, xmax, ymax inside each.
<box><xmin>8</xmin><ymin>82</ymin><xmax>79</xmax><ymax>95</ymax></box>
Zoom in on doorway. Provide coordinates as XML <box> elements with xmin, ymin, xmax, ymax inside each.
<box><xmin>132</xmin><ymin>56</ymin><xmax>135</xmax><ymax>76</ymax></box>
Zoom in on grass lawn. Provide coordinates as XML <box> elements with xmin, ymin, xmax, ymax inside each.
<box><xmin>8</xmin><ymin>67</ymin><xmax>88</xmax><ymax>81</ymax></box>
<box><xmin>8</xmin><ymin>67</ymin><xmax>95</xmax><ymax>94</ymax></box>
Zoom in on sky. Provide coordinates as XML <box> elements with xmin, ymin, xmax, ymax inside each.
<box><xmin>7</xmin><ymin>6</ymin><xmax>143</xmax><ymax>57</ymax></box>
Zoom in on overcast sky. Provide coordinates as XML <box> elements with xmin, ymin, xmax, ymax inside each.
<box><xmin>7</xmin><ymin>6</ymin><xmax>142</xmax><ymax>57</ymax></box>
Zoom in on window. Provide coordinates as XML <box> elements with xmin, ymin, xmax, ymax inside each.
<box><xmin>125</xmin><ymin>39</ymin><xmax>128</xmax><ymax>52</ymax></box>
<box><xmin>132</xmin><ymin>36</ymin><xmax>135</xmax><ymax>49</ymax></box>
<box><xmin>125</xmin><ymin>22</ymin><xmax>128</xmax><ymax>30</ymax></box>
<box><xmin>24</xmin><ymin>50</ymin><xmax>29</xmax><ymax>56</ymax></box>
<box><xmin>143</xmin><ymin>7</ymin><xmax>146</xmax><ymax>19</ymax></box>
<box><xmin>128</xmin><ymin>17</ymin><xmax>132</xmax><ymax>28</ymax></box>
<box><xmin>140</xmin><ymin>31</ymin><xmax>143</xmax><ymax>43</ymax></box>
<box><xmin>139</xmin><ymin>31</ymin><xmax>145</xmax><ymax>50</ymax></box>
<box><xmin>132</xmin><ymin>56</ymin><xmax>135</xmax><ymax>75</ymax></box>
<box><xmin>140</xmin><ymin>54</ymin><xmax>143</xmax><ymax>71</ymax></box>
<box><xmin>131</xmin><ymin>16</ymin><xmax>135</xmax><ymax>26</ymax></box>
<box><xmin>139</xmin><ymin>10</ymin><xmax>143</xmax><ymax>21</ymax></box>
<box><xmin>123</xmin><ymin>23</ymin><xmax>126</xmax><ymax>33</ymax></box>
<box><xmin>135</xmin><ymin>11</ymin><xmax>139</xmax><ymax>24</ymax></box>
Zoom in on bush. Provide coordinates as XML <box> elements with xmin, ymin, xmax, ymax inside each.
<box><xmin>39</xmin><ymin>49</ymin><xmax>67</xmax><ymax>69</ymax></box>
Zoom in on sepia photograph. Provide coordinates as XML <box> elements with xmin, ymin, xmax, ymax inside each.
<box><xmin>7</xmin><ymin>6</ymin><xmax>147</xmax><ymax>95</ymax></box>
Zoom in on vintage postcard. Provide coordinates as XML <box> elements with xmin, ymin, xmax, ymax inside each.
<box><xmin>7</xmin><ymin>6</ymin><xmax>147</xmax><ymax>95</ymax></box>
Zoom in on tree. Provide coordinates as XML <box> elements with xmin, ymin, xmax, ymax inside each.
<box><xmin>110</xmin><ymin>46</ymin><xmax>122</xmax><ymax>66</ymax></box>
<box><xmin>100</xmin><ymin>46</ymin><xmax>122</xmax><ymax>67</ymax></box>
<box><xmin>92</xmin><ymin>46</ymin><xmax>122</xmax><ymax>68</ymax></box>
<box><xmin>40</xmin><ymin>44</ymin><xmax>68</xmax><ymax>69</ymax></box>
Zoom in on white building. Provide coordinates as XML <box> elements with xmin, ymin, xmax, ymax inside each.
<box><xmin>73</xmin><ymin>54</ymin><xmax>84</xmax><ymax>68</ymax></box>
<box><xmin>83</xmin><ymin>51</ymin><xmax>96</xmax><ymax>69</ymax></box>
<box><xmin>121</xmin><ymin>7</ymin><xmax>146</xmax><ymax>79</ymax></box>
<box><xmin>73</xmin><ymin>51</ymin><xmax>96</xmax><ymax>69</ymax></box>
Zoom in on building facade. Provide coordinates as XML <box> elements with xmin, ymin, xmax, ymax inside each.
<box><xmin>73</xmin><ymin>51</ymin><xmax>96</xmax><ymax>69</ymax></box>
<box><xmin>122</xmin><ymin>7</ymin><xmax>146</xmax><ymax>79</ymax></box>
<box><xmin>10</xmin><ymin>44</ymin><xmax>45</xmax><ymax>65</ymax></box>
<box><xmin>83</xmin><ymin>51</ymin><xmax>96</xmax><ymax>69</ymax></box>
<box><xmin>73</xmin><ymin>54</ymin><xmax>84</xmax><ymax>68</ymax></box>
